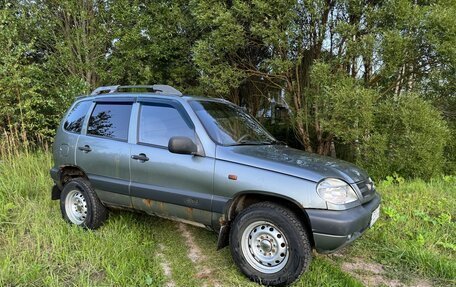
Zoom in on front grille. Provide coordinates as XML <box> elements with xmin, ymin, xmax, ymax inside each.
<box><xmin>356</xmin><ymin>179</ymin><xmax>375</xmax><ymax>198</ymax></box>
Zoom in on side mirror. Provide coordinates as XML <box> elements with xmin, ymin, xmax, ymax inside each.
<box><xmin>168</xmin><ymin>136</ymin><xmax>198</xmax><ymax>155</ymax></box>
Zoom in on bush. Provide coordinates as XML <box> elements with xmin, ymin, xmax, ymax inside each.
<box><xmin>358</xmin><ymin>94</ymin><xmax>449</xmax><ymax>180</ymax></box>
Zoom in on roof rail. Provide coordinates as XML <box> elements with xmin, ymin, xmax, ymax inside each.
<box><xmin>90</xmin><ymin>84</ymin><xmax>183</xmax><ymax>96</ymax></box>
<box><xmin>90</xmin><ymin>85</ymin><xmax>120</xmax><ymax>95</ymax></box>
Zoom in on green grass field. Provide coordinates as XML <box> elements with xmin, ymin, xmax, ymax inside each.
<box><xmin>0</xmin><ymin>152</ymin><xmax>455</xmax><ymax>286</ymax></box>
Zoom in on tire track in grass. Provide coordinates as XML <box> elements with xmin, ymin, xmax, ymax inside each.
<box><xmin>156</xmin><ymin>243</ymin><xmax>176</xmax><ymax>287</ymax></box>
<box><xmin>340</xmin><ymin>257</ymin><xmax>433</xmax><ymax>287</ymax></box>
<box><xmin>148</xmin><ymin>218</ymin><xmax>200</xmax><ymax>287</ymax></box>
<box><xmin>180</xmin><ymin>224</ymin><xmax>259</xmax><ymax>287</ymax></box>
<box><xmin>341</xmin><ymin>258</ymin><xmax>403</xmax><ymax>287</ymax></box>
<box><xmin>178</xmin><ymin>223</ymin><xmax>221</xmax><ymax>287</ymax></box>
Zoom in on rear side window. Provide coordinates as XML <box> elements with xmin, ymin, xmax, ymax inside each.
<box><xmin>64</xmin><ymin>101</ymin><xmax>92</xmax><ymax>133</ymax></box>
<box><xmin>139</xmin><ymin>104</ymin><xmax>194</xmax><ymax>147</ymax></box>
<box><xmin>87</xmin><ymin>103</ymin><xmax>132</xmax><ymax>141</ymax></box>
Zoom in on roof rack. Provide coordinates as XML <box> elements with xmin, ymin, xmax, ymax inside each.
<box><xmin>90</xmin><ymin>84</ymin><xmax>183</xmax><ymax>96</ymax></box>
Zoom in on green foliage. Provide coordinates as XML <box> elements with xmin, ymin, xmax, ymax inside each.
<box><xmin>0</xmin><ymin>5</ymin><xmax>47</xmax><ymax>140</ymax></box>
<box><xmin>106</xmin><ymin>0</ymin><xmax>200</xmax><ymax>93</ymax></box>
<box><xmin>0</xmin><ymin>1</ymin><xmax>202</xmax><ymax>141</ymax></box>
<box><xmin>302</xmin><ymin>63</ymin><xmax>377</xmax><ymax>144</ymax></box>
<box><xmin>191</xmin><ymin>0</ymin><xmax>248</xmax><ymax>96</ymax></box>
<box><xmin>346</xmin><ymin>177</ymin><xmax>456</xmax><ymax>285</ymax></box>
<box><xmin>358</xmin><ymin>94</ymin><xmax>450</xmax><ymax>179</ymax></box>
<box><xmin>0</xmin><ymin>3</ymin><xmax>89</xmax><ymax>141</ymax></box>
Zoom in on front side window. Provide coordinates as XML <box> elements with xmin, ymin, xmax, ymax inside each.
<box><xmin>139</xmin><ymin>104</ymin><xmax>194</xmax><ymax>147</ymax></box>
<box><xmin>63</xmin><ymin>101</ymin><xmax>92</xmax><ymax>133</ymax></box>
<box><xmin>87</xmin><ymin>103</ymin><xmax>132</xmax><ymax>140</ymax></box>
<box><xmin>190</xmin><ymin>100</ymin><xmax>275</xmax><ymax>146</ymax></box>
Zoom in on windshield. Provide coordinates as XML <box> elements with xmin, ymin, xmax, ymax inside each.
<box><xmin>190</xmin><ymin>100</ymin><xmax>276</xmax><ymax>146</ymax></box>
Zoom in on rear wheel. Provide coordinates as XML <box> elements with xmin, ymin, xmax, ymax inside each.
<box><xmin>60</xmin><ymin>178</ymin><xmax>108</xmax><ymax>229</ymax></box>
<box><xmin>230</xmin><ymin>202</ymin><xmax>312</xmax><ymax>286</ymax></box>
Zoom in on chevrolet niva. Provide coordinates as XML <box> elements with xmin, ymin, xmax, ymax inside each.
<box><xmin>50</xmin><ymin>85</ymin><xmax>380</xmax><ymax>286</ymax></box>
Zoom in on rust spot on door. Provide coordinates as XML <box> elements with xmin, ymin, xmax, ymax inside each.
<box><xmin>143</xmin><ymin>199</ymin><xmax>152</xmax><ymax>208</ymax></box>
<box><xmin>186</xmin><ymin>207</ymin><xmax>193</xmax><ymax>220</ymax></box>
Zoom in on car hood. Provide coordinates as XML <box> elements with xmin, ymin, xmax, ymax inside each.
<box><xmin>216</xmin><ymin>145</ymin><xmax>369</xmax><ymax>183</ymax></box>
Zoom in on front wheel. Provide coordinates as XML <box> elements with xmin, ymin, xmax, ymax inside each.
<box><xmin>230</xmin><ymin>202</ymin><xmax>312</xmax><ymax>286</ymax></box>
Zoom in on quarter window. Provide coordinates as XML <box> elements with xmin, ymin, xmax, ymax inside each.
<box><xmin>139</xmin><ymin>104</ymin><xmax>194</xmax><ymax>147</ymax></box>
<box><xmin>63</xmin><ymin>101</ymin><xmax>92</xmax><ymax>133</ymax></box>
<box><xmin>87</xmin><ymin>103</ymin><xmax>132</xmax><ymax>140</ymax></box>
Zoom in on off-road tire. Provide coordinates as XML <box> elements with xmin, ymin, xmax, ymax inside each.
<box><xmin>230</xmin><ymin>201</ymin><xmax>312</xmax><ymax>286</ymax></box>
<box><xmin>60</xmin><ymin>178</ymin><xmax>108</xmax><ymax>229</ymax></box>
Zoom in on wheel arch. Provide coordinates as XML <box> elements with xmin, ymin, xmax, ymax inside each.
<box><xmin>56</xmin><ymin>165</ymin><xmax>89</xmax><ymax>190</ymax></box>
<box><xmin>217</xmin><ymin>191</ymin><xmax>314</xmax><ymax>249</ymax></box>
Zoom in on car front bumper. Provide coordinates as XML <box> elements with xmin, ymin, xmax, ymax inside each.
<box><xmin>307</xmin><ymin>193</ymin><xmax>381</xmax><ymax>253</ymax></box>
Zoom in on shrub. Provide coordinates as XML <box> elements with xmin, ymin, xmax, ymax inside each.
<box><xmin>358</xmin><ymin>94</ymin><xmax>449</xmax><ymax>180</ymax></box>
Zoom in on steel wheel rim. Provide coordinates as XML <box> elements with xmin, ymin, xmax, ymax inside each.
<box><xmin>65</xmin><ymin>189</ymin><xmax>88</xmax><ymax>225</ymax></box>
<box><xmin>241</xmin><ymin>221</ymin><xmax>289</xmax><ymax>274</ymax></box>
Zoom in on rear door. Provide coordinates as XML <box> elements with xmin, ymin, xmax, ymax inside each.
<box><xmin>53</xmin><ymin>100</ymin><xmax>92</xmax><ymax>167</ymax></box>
<box><xmin>129</xmin><ymin>99</ymin><xmax>215</xmax><ymax>226</ymax></box>
<box><xmin>76</xmin><ymin>99</ymin><xmax>133</xmax><ymax>207</ymax></box>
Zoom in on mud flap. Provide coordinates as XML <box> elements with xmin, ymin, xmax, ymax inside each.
<box><xmin>217</xmin><ymin>223</ymin><xmax>230</xmax><ymax>250</ymax></box>
<box><xmin>51</xmin><ymin>185</ymin><xmax>61</xmax><ymax>200</ymax></box>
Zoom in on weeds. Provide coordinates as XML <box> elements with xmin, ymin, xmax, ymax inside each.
<box><xmin>345</xmin><ymin>176</ymin><xmax>456</xmax><ymax>286</ymax></box>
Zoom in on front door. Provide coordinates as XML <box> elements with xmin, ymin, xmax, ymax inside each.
<box><xmin>76</xmin><ymin>100</ymin><xmax>133</xmax><ymax>207</ymax></box>
<box><xmin>129</xmin><ymin>100</ymin><xmax>214</xmax><ymax>226</ymax></box>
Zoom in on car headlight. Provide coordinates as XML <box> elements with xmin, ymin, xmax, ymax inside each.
<box><xmin>317</xmin><ymin>178</ymin><xmax>358</xmax><ymax>204</ymax></box>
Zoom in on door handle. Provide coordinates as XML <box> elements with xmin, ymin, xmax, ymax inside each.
<box><xmin>131</xmin><ymin>153</ymin><xmax>149</xmax><ymax>162</ymax></box>
<box><xmin>78</xmin><ymin>145</ymin><xmax>92</xmax><ymax>153</ymax></box>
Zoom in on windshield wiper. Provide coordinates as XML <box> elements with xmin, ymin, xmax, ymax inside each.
<box><xmin>229</xmin><ymin>139</ymin><xmax>286</xmax><ymax>146</ymax></box>
<box><xmin>260</xmin><ymin>140</ymin><xmax>286</xmax><ymax>145</ymax></box>
<box><xmin>273</xmin><ymin>140</ymin><xmax>287</xmax><ymax>145</ymax></box>
<box><xmin>229</xmin><ymin>140</ymin><xmax>265</xmax><ymax>146</ymax></box>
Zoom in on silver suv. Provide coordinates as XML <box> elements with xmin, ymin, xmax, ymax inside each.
<box><xmin>50</xmin><ymin>85</ymin><xmax>381</xmax><ymax>286</ymax></box>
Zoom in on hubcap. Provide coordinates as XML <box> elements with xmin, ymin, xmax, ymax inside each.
<box><xmin>241</xmin><ymin>221</ymin><xmax>289</xmax><ymax>274</ymax></box>
<box><xmin>65</xmin><ymin>189</ymin><xmax>88</xmax><ymax>225</ymax></box>
<box><xmin>260</xmin><ymin>240</ymin><xmax>272</xmax><ymax>252</ymax></box>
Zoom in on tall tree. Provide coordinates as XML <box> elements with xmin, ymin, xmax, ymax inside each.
<box><xmin>191</xmin><ymin>0</ymin><xmax>453</xmax><ymax>158</ymax></box>
<box><xmin>191</xmin><ymin>0</ymin><xmax>378</xmax><ymax>154</ymax></box>
<box><xmin>104</xmin><ymin>0</ymin><xmax>201</xmax><ymax>93</ymax></box>
<box><xmin>35</xmin><ymin>0</ymin><xmax>112</xmax><ymax>88</ymax></box>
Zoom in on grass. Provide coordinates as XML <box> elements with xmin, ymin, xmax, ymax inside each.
<box><xmin>342</xmin><ymin>176</ymin><xmax>456</xmax><ymax>286</ymax></box>
<box><xmin>0</xmin><ymin>151</ymin><xmax>455</xmax><ymax>286</ymax></box>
